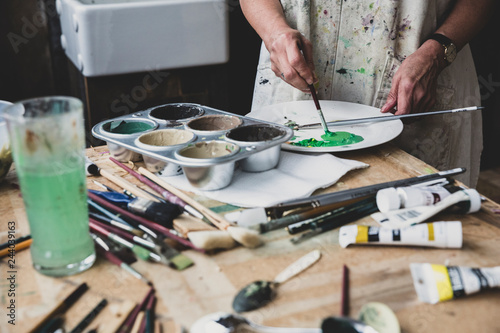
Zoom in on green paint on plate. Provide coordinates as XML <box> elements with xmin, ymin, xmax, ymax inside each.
<box><xmin>291</xmin><ymin>131</ymin><xmax>364</xmax><ymax>147</ymax></box>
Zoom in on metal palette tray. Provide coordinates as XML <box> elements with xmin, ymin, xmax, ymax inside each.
<box><xmin>91</xmin><ymin>103</ymin><xmax>294</xmax><ymax>168</ymax></box>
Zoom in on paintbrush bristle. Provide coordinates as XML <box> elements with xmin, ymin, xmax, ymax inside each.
<box><xmin>227</xmin><ymin>226</ymin><xmax>262</xmax><ymax>248</ymax></box>
<box><xmin>187</xmin><ymin>230</ymin><xmax>236</xmax><ymax>250</ymax></box>
<box><xmin>169</xmin><ymin>253</ymin><xmax>194</xmax><ymax>270</ymax></box>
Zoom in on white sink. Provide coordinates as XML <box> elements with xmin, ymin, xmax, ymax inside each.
<box><xmin>57</xmin><ymin>0</ymin><xmax>229</xmax><ymax>77</ymax></box>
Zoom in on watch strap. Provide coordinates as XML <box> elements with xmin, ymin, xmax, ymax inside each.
<box><xmin>428</xmin><ymin>33</ymin><xmax>453</xmax><ymax>46</ymax></box>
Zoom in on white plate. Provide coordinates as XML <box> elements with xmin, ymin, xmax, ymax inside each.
<box><xmin>246</xmin><ymin>100</ymin><xmax>404</xmax><ymax>152</ymax></box>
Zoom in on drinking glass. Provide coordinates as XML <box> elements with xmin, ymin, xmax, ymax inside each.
<box><xmin>2</xmin><ymin>96</ymin><xmax>95</xmax><ymax>276</ymax></box>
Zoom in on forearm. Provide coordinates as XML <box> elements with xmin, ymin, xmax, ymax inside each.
<box><xmin>434</xmin><ymin>0</ymin><xmax>495</xmax><ymax>50</ymax></box>
<box><xmin>240</xmin><ymin>0</ymin><xmax>292</xmax><ymax>50</ymax></box>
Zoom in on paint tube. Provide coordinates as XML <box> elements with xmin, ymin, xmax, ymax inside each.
<box><xmin>410</xmin><ymin>263</ymin><xmax>500</xmax><ymax>304</ymax></box>
<box><xmin>376</xmin><ymin>184</ymin><xmax>462</xmax><ymax>212</ymax></box>
<box><xmin>338</xmin><ymin>221</ymin><xmax>462</xmax><ymax>248</ymax></box>
<box><xmin>85</xmin><ymin>156</ymin><xmax>100</xmax><ymax>176</ymax></box>
<box><xmin>371</xmin><ymin>189</ymin><xmax>481</xmax><ymax>229</ymax></box>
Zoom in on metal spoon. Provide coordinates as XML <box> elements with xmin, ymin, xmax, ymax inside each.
<box><xmin>232</xmin><ymin>250</ymin><xmax>321</xmax><ymax>313</ymax></box>
<box><xmin>190</xmin><ymin>312</ymin><xmax>380</xmax><ymax>333</ymax></box>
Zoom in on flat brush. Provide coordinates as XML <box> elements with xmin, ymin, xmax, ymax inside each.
<box><xmin>88</xmin><ymin>197</ymin><xmax>158</xmax><ymax>239</ymax></box>
<box><xmin>294</xmin><ymin>106</ymin><xmax>484</xmax><ymax>130</ymax></box>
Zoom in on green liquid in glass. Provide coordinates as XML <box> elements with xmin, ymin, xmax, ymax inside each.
<box><xmin>17</xmin><ymin>164</ymin><xmax>95</xmax><ymax>275</ymax></box>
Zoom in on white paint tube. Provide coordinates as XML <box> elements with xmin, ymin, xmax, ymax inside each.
<box><xmin>410</xmin><ymin>263</ymin><xmax>500</xmax><ymax>304</ymax></box>
<box><xmin>371</xmin><ymin>189</ymin><xmax>481</xmax><ymax>229</ymax></box>
<box><xmin>339</xmin><ymin>221</ymin><xmax>462</xmax><ymax>248</ymax></box>
<box><xmin>85</xmin><ymin>156</ymin><xmax>100</xmax><ymax>176</ymax></box>
<box><xmin>376</xmin><ymin>184</ymin><xmax>462</xmax><ymax>212</ymax></box>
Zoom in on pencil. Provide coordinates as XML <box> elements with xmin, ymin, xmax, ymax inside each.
<box><xmin>0</xmin><ymin>234</ymin><xmax>31</xmax><ymax>251</ymax></box>
<box><xmin>0</xmin><ymin>238</ymin><xmax>33</xmax><ymax>258</ymax></box>
<box><xmin>28</xmin><ymin>282</ymin><xmax>89</xmax><ymax>333</ymax></box>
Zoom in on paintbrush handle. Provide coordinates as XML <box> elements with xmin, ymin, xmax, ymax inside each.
<box><xmin>109</xmin><ymin>158</ymin><xmax>204</xmax><ymax>220</ymax></box>
<box><xmin>138</xmin><ymin>167</ymin><xmax>233</xmax><ymax>230</ymax></box>
<box><xmin>87</xmin><ymin>191</ymin><xmax>205</xmax><ymax>253</ymax></box>
<box><xmin>300</xmin><ymin>106</ymin><xmax>483</xmax><ymax>129</ymax></box>
<box><xmin>100</xmin><ymin>169</ymin><xmax>160</xmax><ymax>202</ymax></box>
<box><xmin>273</xmin><ymin>250</ymin><xmax>321</xmax><ymax>284</ymax></box>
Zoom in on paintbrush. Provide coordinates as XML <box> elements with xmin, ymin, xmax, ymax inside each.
<box><xmin>341</xmin><ymin>265</ymin><xmax>349</xmax><ymax>317</ymax></box>
<box><xmin>118</xmin><ymin>287</ymin><xmax>155</xmax><ymax>333</ymax></box>
<box><xmin>92</xmin><ymin>233</ymin><xmax>152</xmax><ymax>285</ymax></box>
<box><xmin>90</xmin><ymin>219</ymin><xmax>163</xmax><ymax>263</ymax></box>
<box><xmin>264</xmin><ymin>167</ymin><xmax>466</xmax><ymax>218</ymax></box>
<box><xmin>308</xmin><ymin>84</ymin><xmax>330</xmax><ymax>134</ymax></box>
<box><xmin>99</xmin><ymin>168</ymin><xmax>161</xmax><ymax>202</ymax></box>
<box><xmin>88</xmin><ymin>197</ymin><xmax>158</xmax><ymax>239</ymax></box>
<box><xmin>137</xmin><ymin>166</ymin><xmax>262</xmax><ymax>248</ymax></box>
<box><xmin>69</xmin><ymin>298</ymin><xmax>108</xmax><ymax>333</ymax></box>
<box><xmin>109</xmin><ymin>157</ymin><xmax>205</xmax><ymax>220</ymax></box>
<box><xmin>286</xmin><ymin>197</ymin><xmax>378</xmax><ymax>235</ymax></box>
<box><xmin>89</xmin><ymin>215</ymin><xmax>154</xmax><ymax>249</ymax></box>
<box><xmin>88</xmin><ymin>190</ymin><xmax>204</xmax><ymax>253</ymax></box>
<box><xmin>89</xmin><ymin>211</ymin><xmax>146</xmax><ymax>238</ymax></box>
<box><xmin>28</xmin><ymin>283</ymin><xmax>89</xmax><ymax>333</ymax></box>
<box><xmin>290</xmin><ymin>199</ymin><xmax>378</xmax><ymax>244</ymax></box>
<box><xmin>293</xmin><ymin>106</ymin><xmax>484</xmax><ymax>130</ymax></box>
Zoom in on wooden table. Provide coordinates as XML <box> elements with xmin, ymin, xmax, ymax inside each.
<box><xmin>1</xmin><ymin>143</ymin><xmax>500</xmax><ymax>332</ymax></box>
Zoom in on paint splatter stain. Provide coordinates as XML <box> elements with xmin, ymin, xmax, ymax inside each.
<box><xmin>389</xmin><ymin>15</ymin><xmax>412</xmax><ymax>39</ymax></box>
<box><xmin>337</xmin><ymin>68</ymin><xmax>348</xmax><ymax>75</ymax></box>
<box><xmin>259</xmin><ymin>78</ymin><xmax>270</xmax><ymax>85</ymax></box>
<box><xmin>339</xmin><ymin>36</ymin><xmax>351</xmax><ymax>48</ymax></box>
<box><xmin>324</xmin><ymin>10</ymin><xmax>328</xmax><ymax>15</ymax></box>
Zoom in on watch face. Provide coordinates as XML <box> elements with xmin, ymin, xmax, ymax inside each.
<box><xmin>446</xmin><ymin>43</ymin><xmax>457</xmax><ymax>63</ymax></box>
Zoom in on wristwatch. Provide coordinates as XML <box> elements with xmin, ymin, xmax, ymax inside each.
<box><xmin>428</xmin><ymin>33</ymin><xmax>457</xmax><ymax>65</ymax></box>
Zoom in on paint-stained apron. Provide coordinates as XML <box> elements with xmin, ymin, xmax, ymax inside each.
<box><xmin>251</xmin><ymin>0</ymin><xmax>482</xmax><ymax>186</ymax></box>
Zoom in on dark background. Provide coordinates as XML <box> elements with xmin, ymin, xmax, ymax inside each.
<box><xmin>1</xmin><ymin>0</ymin><xmax>499</xmax><ymax>170</ymax></box>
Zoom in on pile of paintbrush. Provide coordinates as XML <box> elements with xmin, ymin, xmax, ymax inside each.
<box><xmin>106</xmin><ymin>157</ymin><xmax>262</xmax><ymax>250</ymax></box>
<box><xmin>230</xmin><ymin>168</ymin><xmax>467</xmax><ymax>244</ymax></box>
<box><xmin>87</xmin><ymin>189</ymin><xmax>196</xmax><ymax>283</ymax></box>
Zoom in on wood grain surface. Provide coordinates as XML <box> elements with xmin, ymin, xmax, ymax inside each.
<box><xmin>1</xmin><ymin>143</ymin><xmax>499</xmax><ymax>332</ymax></box>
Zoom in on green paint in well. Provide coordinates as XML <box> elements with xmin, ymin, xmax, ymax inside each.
<box><xmin>291</xmin><ymin>131</ymin><xmax>364</xmax><ymax>147</ymax></box>
<box><xmin>106</xmin><ymin>120</ymin><xmax>154</xmax><ymax>134</ymax></box>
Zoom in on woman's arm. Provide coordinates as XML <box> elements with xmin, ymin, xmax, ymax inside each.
<box><xmin>381</xmin><ymin>0</ymin><xmax>495</xmax><ymax>115</ymax></box>
<box><xmin>240</xmin><ymin>0</ymin><xmax>316</xmax><ymax>91</ymax></box>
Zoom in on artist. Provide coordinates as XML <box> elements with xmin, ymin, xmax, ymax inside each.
<box><xmin>240</xmin><ymin>0</ymin><xmax>495</xmax><ymax>187</ymax></box>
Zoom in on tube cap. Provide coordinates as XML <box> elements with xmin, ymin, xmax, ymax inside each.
<box><xmin>464</xmin><ymin>189</ymin><xmax>482</xmax><ymax>213</ymax></box>
<box><xmin>376</xmin><ymin>188</ymin><xmax>401</xmax><ymax>212</ymax></box>
<box><xmin>444</xmin><ymin>221</ymin><xmax>463</xmax><ymax>248</ymax></box>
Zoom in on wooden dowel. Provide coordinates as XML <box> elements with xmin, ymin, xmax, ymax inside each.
<box><xmin>99</xmin><ymin>169</ymin><xmax>160</xmax><ymax>202</ymax></box>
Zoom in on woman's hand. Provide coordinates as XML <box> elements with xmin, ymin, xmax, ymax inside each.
<box><xmin>381</xmin><ymin>40</ymin><xmax>447</xmax><ymax>115</ymax></box>
<box><xmin>265</xmin><ymin>28</ymin><xmax>317</xmax><ymax>91</ymax></box>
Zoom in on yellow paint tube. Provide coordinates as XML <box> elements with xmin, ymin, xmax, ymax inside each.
<box><xmin>410</xmin><ymin>263</ymin><xmax>500</xmax><ymax>304</ymax></box>
<box><xmin>339</xmin><ymin>221</ymin><xmax>462</xmax><ymax>248</ymax></box>
<box><xmin>371</xmin><ymin>189</ymin><xmax>481</xmax><ymax>229</ymax></box>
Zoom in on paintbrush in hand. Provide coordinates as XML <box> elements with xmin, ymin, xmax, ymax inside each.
<box><xmin>309</xmin><ymin>84</ymin><xmax>330</xmax><ymax>134</ymax></box>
